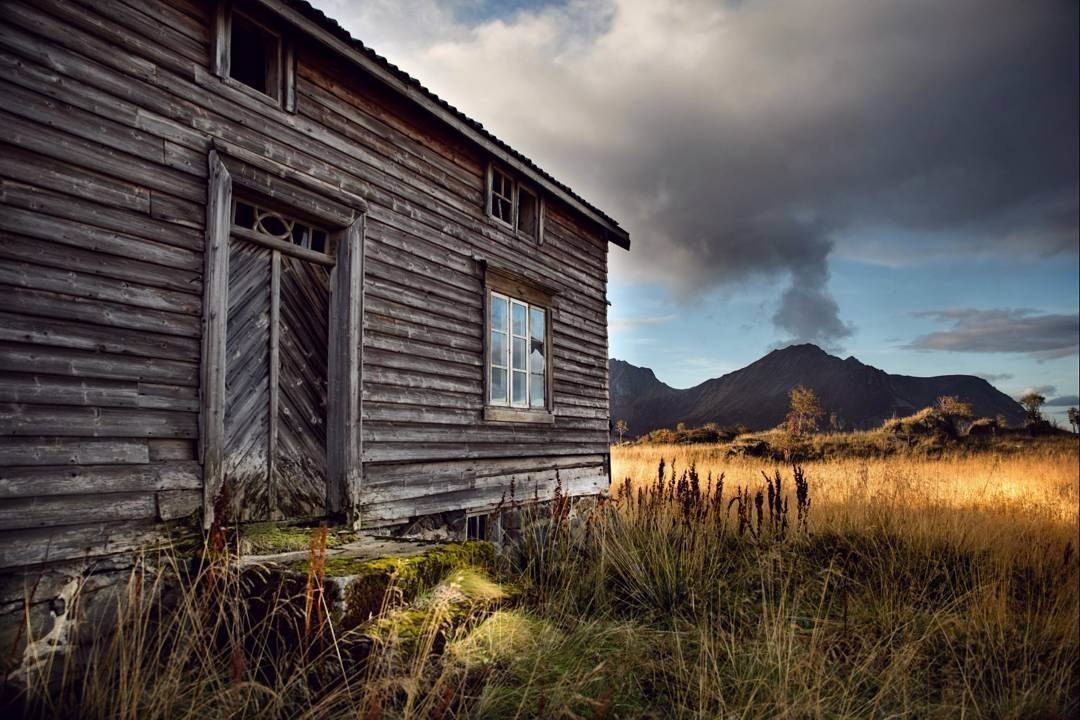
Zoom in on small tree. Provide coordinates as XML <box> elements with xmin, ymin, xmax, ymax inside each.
<box><xmin>786</xmin><ymin>385</ymin><xmax>826</xmax><ymax>436</ymax></box>
<box><xmin>936</xmin><ymin>395</ymin><xmax>974</xmax><ymax>435</ymax></box>
<box><xmin>1067</xmin><ymin>407</ymin><xmax>1079</xmax><ymax>434</ymax></box>
<box><xmin>1019</xmin><ymin>392</ymin><xmax>1046</xmax><ymax>423</ymax></box>
<box><xmin>614</xmin><ymin>419</ymin><xmax>629</xmax><ymax>444</ymax></box>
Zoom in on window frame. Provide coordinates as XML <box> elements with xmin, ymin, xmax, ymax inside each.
<box><xmin>483</xmin><ymin>266</ymin><xmax>555</xmax><ymax>424</ymax></box>
<box><xmin>212</xmin><ymin>0</ymin><xmax>297</xmax><ymax>112</ymax></box>
<box><xmin>485</xmin><ymin>163</ymin><xmax>544</xmax><ymax>243</ymax></box>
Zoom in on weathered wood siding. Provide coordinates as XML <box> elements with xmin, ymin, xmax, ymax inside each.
<box><xmin>0</xmin><ymin>0</ymin><xmax>613</xmax><ymax>566</ymax></box>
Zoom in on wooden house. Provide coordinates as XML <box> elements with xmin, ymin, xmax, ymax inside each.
<box><xmin>0</xmin><ymin>0</ymin><xmax>629</xmax><ymax>571</ymax></box>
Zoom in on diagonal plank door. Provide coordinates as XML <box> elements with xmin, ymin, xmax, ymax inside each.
<box><xmin>223</xmin><ymin>238</ymin><xmax>330</xmax><ymax>521</ymax></box>
<box><xmin>274</xmin><ymin>254</ymin><xmax>330</xmax><ymax>518</ymax></box>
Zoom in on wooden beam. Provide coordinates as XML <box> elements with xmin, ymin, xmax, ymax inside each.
<box><xmin>327</xmin><ymin>214</ymin><xmax>364</xmax><ymax>522</ymax></box>
<box><xmin>200</xmin><ymin>150</ymin><xmax>232</xmax><ymax>529</ymax></box>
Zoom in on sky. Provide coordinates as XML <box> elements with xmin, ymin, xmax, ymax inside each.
<box><xmin>310</xmin><ymin>0</ymin><xmax>1080</xmax><ymax>421</ymax></box>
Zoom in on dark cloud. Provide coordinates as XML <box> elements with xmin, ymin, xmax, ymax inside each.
<box><xmin>975</xmin><ymin>372</ymin><xmax>1013</xmax><ymax>383</ymax></box>
<box><xmin>1046</xmin><ymin>395</ymin><xmax>1080</xmax><ymax>407</ymax></box>
<box><xmin>321</xmin><ymin>0</ymin><xmax>1078</xmax><ymax>347</ymax></box>
<box><xmin>908</xmin><ymin>309</ymin><xmax>1080</xmax><ymax>358</ymax></box>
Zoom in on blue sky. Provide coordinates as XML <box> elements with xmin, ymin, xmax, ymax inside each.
<box><xmin>312</xmin><ymin>0</ymin><xmax>1080</xmax><ymax>421</ymax></box>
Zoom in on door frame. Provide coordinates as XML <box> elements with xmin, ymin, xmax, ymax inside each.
<box><xmin>200</xmin><ymin>146</ymin><xmax>367</xmax><ymax>529</ymax></box>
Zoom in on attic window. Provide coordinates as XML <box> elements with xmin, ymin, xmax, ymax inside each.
<box><xmin>490</xmin><ymin>168</ymin><xmax>514</xmax><ymax>226</ymax></box>
<box><xmin>517</xmin><ymin>186</ymin><xmax>539</xmax><ymax>239</ymax></box>
<box><xmin>230</xmin><ymin>11</ymin><xmax>281</xmax><ymax>99</ymax></box>
<box><xmin>486</xmin><ymin>164</ymin><xmax>544</xmax><ymax>241</ymax></box>
<box><xmin>213</xmin><ymin>2</ymin><xmax>295</xmax><ymax>111</ymax></box>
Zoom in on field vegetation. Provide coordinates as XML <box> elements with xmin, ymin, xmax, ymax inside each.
<box><xmin>9</xmin><ymin>434</ymin><xmax>1078</xmax><ymax>719</ymax></box>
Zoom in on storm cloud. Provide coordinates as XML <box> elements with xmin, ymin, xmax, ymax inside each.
<box><xmin>315</xmin><ymin>0</ymin><xmax>1078</xmax><ymax>347</ymax></box>
<box><xmin>908</xmin><ymin>309</ymin><xmax>1080</xmax><ymax>359</ymax></box>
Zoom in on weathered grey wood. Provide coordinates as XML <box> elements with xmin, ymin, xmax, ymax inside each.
<box><xmin>0</xmin><ymin>0</ymin><xmax>620</xmax><ymax>557</ymax></box>
<box><xmin>0</xmin><ymin>437</ymin><xmax>150</xmax><ymax>466</ymax></box>
<box><xmin>267</xmin><ymin>249</ymin><xmax>281</xmax><ymax>515</ymax></box>
<box><xmin>156</xmin><ymin>489</ymin><xmax>201</xmax><ymax>521</ymax></box>
<box><xmin>0</xmin><ymin>342</ymin><xmax>200</xmax><ymax>386</ymax></box>
<box><xmin>0</xmin><ymin>492</ymin><xmax>157</xmax><ymax>530</ymax></box>
<box><xmin>0</xmin><ymin>462</ymin><xmax>201</xmax><ymax>498</ymax></box>
<box><xmin>0</xmin><ymin>403</ymin><xmax>197</xmax><ymax>438</ymax></box>
<box><xmin>200</xmin><ymin>150</ymin><xmax>230</xmax><ymax>528</ymax></box>
<box><xmin>222</xmin><ymin>237</ymin><xmax>272</xmax><ymax>521</ymax></box>
<box><xmin>0</xmin><ymin>234</ymin><xmax>202</xmax><ymax>296</ymax></box>
<box><xmin>0</xmin><ymin>312</ymin><xmax>200</xmax><ymax>362</ymax></box>
<box><xmin>273</xmin><ymin>252</ymin><xmax>330</xmax><ymax>519</ymax></box>
<box><xmin>229</xmin><ymin>226</ymin><xmax>335</xmax><ymax>267</ymax></box>
<box><xmin>0</xmin><ymin>521</ymin><xmax>176</xmax><ymax>569</ymax></box>
<box><xmin>0</xmin><ymin>373</ymin><xmax>139</xmax><ymax>407</ymax></box>
<box><xmin>327</xmin><ymin>215</ymin><xmax>364</xmax><ymax>519</ymax></box>
<box><xmin>148</xmin><ymin>439</ymin><xmax>196</xmax><ymax>462</ymax></box>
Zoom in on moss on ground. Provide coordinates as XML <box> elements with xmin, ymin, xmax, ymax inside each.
<box><xmin>238</xmin><ymin>522</ymin><xmax>345</xmax><ymax>555</ymax></box>
<box><xmin>330</xmin><ymin>541</ymin><xmax>495</xmax><ymax>628</ymax></box>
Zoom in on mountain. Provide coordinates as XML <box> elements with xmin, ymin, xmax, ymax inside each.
<box><xmin>610</xmin><ymin>344</ymin><xmax>1027</xmax><ymax>434</ymax></box>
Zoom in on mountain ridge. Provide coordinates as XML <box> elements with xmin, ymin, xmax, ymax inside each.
<box><xmin>610</xmin><ymin>344</ymin><xmax>1027</xmax><ymax>435</ymax></box>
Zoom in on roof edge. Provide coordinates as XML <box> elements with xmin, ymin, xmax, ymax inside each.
<box><xmin>256</xmin><ymin>0</ymin><xmax>630</xmax><ymax>250</ymax></box>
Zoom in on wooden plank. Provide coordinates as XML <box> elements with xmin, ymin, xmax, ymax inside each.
<box><xmin>157</xmin><ymin>489</ymin><xmax>201</xmax><ymax>520</ymax></box>
<box><xmin>0</xmin><ymin>181</ymin><xmax>204</xmax><ymax>256</ymax></box>
<box><xmin>268</xmin><ymin>249</ymin><xmax>280</xmax><ymax>514</ymax></box>
<box><xmin>222</xmin><ymin>237</ymin><xmax>271</xmax><ymax>522</ymax></box>
<box><xmin>0</xmin><ymin>342</ymin><xmax>200</xmax><ymax>385</ymax></box>
<box><xmin>148</xmin><ymin>439</ymin><xmax>196</xmax><ymax>461</ymax></box>
<box><xmin>328</xmin><ymin>216</ymin><xmax>364</xmax><ymax>519</ymax></box>
<box><xmin>0</xmin><ymin>285</ymin><xmax>201</xmax><ymax>339</ymax></box>
<box><xmin>0</xmin><ymin>461</ymin><xmax>201</xmax><ymax>497</ymax></box>
<box><xmin>273</xmin><ymin>252</ymin><xmax>330</xmax><ymax>519</ymax></box>
<box><xmin>0</xmin><ymin>437</ymin><xmax>149</xmax><ymax>466</ymax></box>
<box><xmin>0</xmin><ymin>110</ymin><xmax>203</xmax><ymax>202</ymax></box>
<box><xmin>0</xmin><ymin>235</ymin><xmax>201</xmax><ymax>299</ymax></box>
<box><xmin>0</xmin><ymin>520</ymin><xmax>176</xmax><ymax>569</ymax></box>
<box><xmin>0</xmin><ymin>403</ymin><xmax>197</xmax><ymax>438</ymax></box>
<box><xmin>0</xmin><ymin>311</ymin><xmax>200</xmax><ymax>362</ymax></box>
<box><xmin>0</xmin><ymin>492</ymin><xmax>157</xmax><ymax>530</ymax></box>
<box><xmin>201</xmin><ymin>150</ymin><xmax>231</xmax><ymax>528</ymax></box>
<box><xmin>0</xmin><ymin>373</ymin><xmax>139</xmax><ymax>407</ymax></box>
<box><xmin>0</xmin><ymin>142</ymin><xmax>150</xmax><ymax>213</ymax></box>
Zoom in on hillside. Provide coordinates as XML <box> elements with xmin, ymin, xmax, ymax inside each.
<box><xmin>610</xmin><ymin>344</ymin><xmax>1027</xmax><ymax>434</ymax></box>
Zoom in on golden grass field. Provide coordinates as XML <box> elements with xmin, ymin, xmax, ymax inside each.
<box><xmin>14</xmin><ymin>437</ymin><xmax>1080</xmax><ymax>719</ymax></box>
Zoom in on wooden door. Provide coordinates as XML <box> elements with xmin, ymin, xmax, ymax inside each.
<box><xmin>223</xmin><ymin>237</ymin><xmax>330</xmax><ymax>521</ymax></box>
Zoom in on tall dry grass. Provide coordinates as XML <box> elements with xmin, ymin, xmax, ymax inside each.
<box><xmin>7</xmin><ymin>439</ymin><xmax>1078</xmax><ymax>718</ymax></box>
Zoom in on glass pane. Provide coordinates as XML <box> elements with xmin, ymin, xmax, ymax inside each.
<box><xmin>512</xmin><ymin>337</ymin><xmax>526</xmax><ymax>371</ymax></box>
<box><xmin>491</xmin><ymin>331</ymin><xmax>507</xmax><ymax>367</ymax></box>
<box><xmin>512</xmin><ymin>302</ymin><xmax>526</xmax><ymax>336</ymax></box>
<box><xmin>512</xmin><ymin>370</ymin><xmax>527</xmax><ymax>406</ymax></box>
<box><xmin>490</xmin><ymin>367</ymin><xmax>507</xmax><ymax>404</ymax></box>
<box><xmin>529</xmin><ymin>307</ymin><xmax>545</xmax><ymax>373</ymax></box>
<box><xmin>530</xmin><ymin>373</ymin><xmax>545</xmax><ymax>407</ymax></box>
<box><xmin>490</xmin><ymin>294</ymin><xmax>507</xmax><ymax>333</ymax></box>
<box><xmin>530</xmin><ymin>307</ymin><xmax>545</xmax><ymax>340</ymax></box>
<box><xmin>311</xmin><ymin>230</ymin><xmax>327</xmax><ymax>253</ymax></box>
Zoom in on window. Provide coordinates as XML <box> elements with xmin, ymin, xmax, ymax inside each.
<box><xmin>213</xmin><ymin>2</ymin><xmax>295</xmax><ymax>111</ymax></box>
<box><xmin>517</xmin><ymin>186</ymin><xmax>538</xmax><ymax>238</ymax></box>
<box><xmin>233</xmin><ymin>199</ymin><xmax>330</xmax><ymax>254</ymax></box>
<box><xmin>486</xmin><ymin>164</ymin><xmax>543</xmax><ymax>241</ymax></box>
<box><xmin>490</xmin><ymin>167</ymin><xmax>514</xmax><ymax>226</ymax></box>
<box><xmin>488</xmin><ymin>291</ymin><xmax>547</xmax><ymax>410</ymax></box>
<box><xmin>230</xmin><ymin>11</ymin><xmax>281</xmax><ymax>99</ymax></box>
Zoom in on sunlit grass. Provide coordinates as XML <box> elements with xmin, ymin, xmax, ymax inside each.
<box><xmin>11</xmin><ymin>437</ymin><xmax>1078</xmax><ymax>718</ymax></box>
